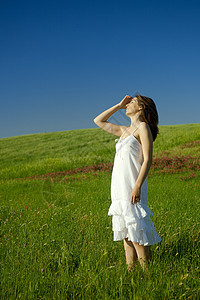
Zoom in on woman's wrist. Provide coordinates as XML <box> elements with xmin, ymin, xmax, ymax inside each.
<box><xmin>116</xmin><ymin>103</ymin><xmax>122</xmax><ymax>109</ymax></box>
<box><xmin>134</xmin><ymin>182</ymin><xmax>141</xmax><ymax>190</ymax></box>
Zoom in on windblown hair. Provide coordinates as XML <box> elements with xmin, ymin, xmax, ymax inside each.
<box><xmin>135</xmin><ymin>94</ymin><xmax>159</xmax><ymax>141</ymax></box>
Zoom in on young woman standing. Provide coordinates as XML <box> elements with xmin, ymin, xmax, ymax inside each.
<box><xmin>94</xmin><ymin>94</ymin><xmax>162</xmax><ymax>271</ymax></box>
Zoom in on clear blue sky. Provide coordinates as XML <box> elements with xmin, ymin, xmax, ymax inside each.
<box><xmin>0</xmin><ymin>0</ymin><xmax>200</xmax><ymax>138</ymax></box>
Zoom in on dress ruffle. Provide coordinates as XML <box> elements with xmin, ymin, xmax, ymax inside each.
<box><xmin>108</xmin><ymin>200</ymin><xmax>162</xmax><ymax>246</ymax></box>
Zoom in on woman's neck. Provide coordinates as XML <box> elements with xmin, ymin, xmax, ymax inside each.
<box><xmin>129</xmin><ymin>113</ymin><xmax>141</xmax><ymax>128</ymax></box>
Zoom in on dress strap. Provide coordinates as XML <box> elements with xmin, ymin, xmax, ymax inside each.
<box><xmin>120</xmin><ymin>123</ymin><xmax>143</xmax><ymax>140</ymax></box>
<box><xmin>120</xmin><ymin>127</ymin><xmax>129</xmax><ymax>138</ymax></box>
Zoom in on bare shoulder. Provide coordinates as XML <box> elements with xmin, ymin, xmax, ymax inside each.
<box><xmin>138</xmin><ymin>122</ymin><xmax>153</xmax><ymax>141</ymax></box>
<box><xmin>138</xmin><ymin>122</ymin><xmax>149</xmax><ymax>131</ymax></box>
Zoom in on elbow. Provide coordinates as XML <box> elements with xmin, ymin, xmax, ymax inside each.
<box><xmin>94</xmin><ymin>117</ymin><xmax>103</xmax><ymax>126</ymax></box>
<box><xmin>143</xmin><ymin>158</ymin><xmax>152</xmax><ymax>168</ymax></box>
<box><xmin>93</xmin><ymin>118</ymin><xmax>98</xmax><ymax>125</ymax></box>
<box><xmin>94</xmin><ymin>118</ymin><xmax>101</xmax><ymax>127</ymax></box>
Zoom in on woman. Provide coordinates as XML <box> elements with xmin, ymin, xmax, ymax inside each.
<box><xmin>93</xmin><ymin>94</ymin><xmax>162</xmax><ymax>272</ymax></box>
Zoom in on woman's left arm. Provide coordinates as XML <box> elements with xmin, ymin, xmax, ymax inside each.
<box><xmin>130</xmin><ymin>122</ymin><xmax>153</xmax><ymax>204</ymax></box>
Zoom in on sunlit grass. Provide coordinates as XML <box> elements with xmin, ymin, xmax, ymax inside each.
<box><xmin>0</xmin><ymin>124</ymin><xmax>200</xmax><ymax>299</ymax></box>
<box><xmin>0</xmin><ymin>124</ymin><xmax>199</xmax><ymax>179</ymax></box>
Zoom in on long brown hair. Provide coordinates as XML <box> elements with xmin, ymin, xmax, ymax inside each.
<box><xmin>135</xmin><ymin>94</ymin><xmax>159</xmax><ymax>141</ymax></box>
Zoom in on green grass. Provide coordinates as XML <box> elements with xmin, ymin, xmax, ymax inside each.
<box><xmin>0</xmin><ymin>124</ymin><xmax>200</xmax><ymax>299</ymax></box>
<box><xmin>0</xmin><ymin>124</ymin><xmax>199</xmax><ymax>180</ymax></box>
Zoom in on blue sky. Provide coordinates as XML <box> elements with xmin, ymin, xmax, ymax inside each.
<box><xmin>0</xmin><ymin>0</ymin><xmax>200</xmax><ymax>138</ymax></box>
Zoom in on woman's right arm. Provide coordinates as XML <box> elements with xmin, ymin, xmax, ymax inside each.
<box><xmin>93</xmin><ymin>95</ymin><xmax>132</xmax><ymax>137</ymax></box>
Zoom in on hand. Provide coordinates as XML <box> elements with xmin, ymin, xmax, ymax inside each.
<box><xmin>131</xmin><ymin>185</ymin><xmax>141</xmax><ymax>205</ymax></box>
<box><xmin>118</xmin><ymin>95</ymin><xmax>133</xmax><ymax>109</ymax></box>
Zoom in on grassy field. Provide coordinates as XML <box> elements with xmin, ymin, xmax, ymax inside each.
<box><xmin>0</xmin><ymin>124</ymin><xmax>200</xmax><ymax>299</ymax></box>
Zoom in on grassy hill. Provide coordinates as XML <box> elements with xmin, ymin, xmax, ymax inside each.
<box><xmin>0</xmin><ymin>123</ymin><xmax>199</xmax><ymax>180</ymax></box>
<box><xmin>0</xmin><ymin>124</ymin><xmax>200</xmax><ymax>299</ymax></box>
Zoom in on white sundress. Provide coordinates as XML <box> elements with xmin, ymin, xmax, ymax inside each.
<box><xmin>108</xmin><ymin>127</ymin><xmax>162</xmax><ymax>246</ymax></box>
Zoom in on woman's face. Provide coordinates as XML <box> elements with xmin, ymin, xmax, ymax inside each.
<box><xmin>126</xmin><ymin>97</ymin><xmax>141</xmax><ymax>116</ymax></box>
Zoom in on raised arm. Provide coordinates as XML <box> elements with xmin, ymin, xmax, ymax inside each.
<box><xmin>93</xmin><ymin>95</ymin><xmax>132</xmax><ymax>137</ymax></box>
